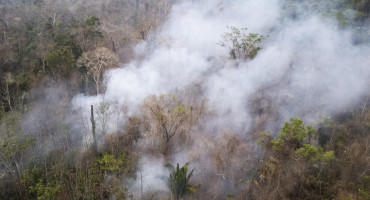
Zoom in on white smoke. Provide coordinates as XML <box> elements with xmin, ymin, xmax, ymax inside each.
<box><xmin>71</xmin><ymin>0</ymin><xmax>370</xmax><ymax>195</ymax></box>
<box><xmin>129</xmin><ymin>156</ymin><xmax>170</xmax><ymax>195</ymax></box>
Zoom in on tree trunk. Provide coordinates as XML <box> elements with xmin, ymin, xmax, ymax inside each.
<box><xmin>91</xmin><ymin>105</ymin><xmax>97</xmax><ymax>153</ymax></box>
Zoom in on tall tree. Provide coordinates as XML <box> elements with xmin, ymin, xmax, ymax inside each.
<box><xmin>77</xmin><ymin>47</ymin><xmax>118</xmax><ymax>94</ymax></box>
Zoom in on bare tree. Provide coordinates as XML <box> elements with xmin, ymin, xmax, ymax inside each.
<box><xmin>78</xmin><ymin>47</ymin><xmax>119</xmax><ymax>94</ymax></box>
<box><xmin>1</xmin><ymin>73</ymin><xmax>14</xmax><ymax>111</ymax></box>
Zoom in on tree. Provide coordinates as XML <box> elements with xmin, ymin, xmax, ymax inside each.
<box><xmin>84</xmin><ymin>16</ymin><xmax>103</xmax><ymax>50</ymax></box>
<box><xmin>45</xmin><ymin>48</ymin><xmax>75</xmax><ymax>80</ymax></box>
<box><xmin>258</xmin><ymin>118</ymin><xmax>317</xmax><ymax>158</ymax></box>
<box><xmin>1</xmin><ymin>73</ymin><xmax>14</xmax><ymax>111</ymax></box>
<box><xmin>255</xmin><ymin>118</ymin><xmax>335</xmax><ymax>199</ymax></box>
<box><xmin>219</xmin><ymin>26</ymin><xmax>268</xmax><ymax>60</ymax></box>
<box><xmin>142</xmin><ymin>94</ymin><xmax>192</xmax><ymax>155</ymax></box>
<box><xmin>346</xmin><ymin>0</ymin><xmax>370</xmax><ymax>17</ymax></box>
<box><xmin>164</xmin><ymin>162</ymin><xmax>195</xmax><ymax>200</ymax></box>
<box><xmin>77</xmin><ymin>47</ymin><xmax>118</xmax><ymax>94</ymax></box>
<box><xmin>0</xmin><ymin>112</ymin><xmax>34</xmax><ymax>181</ymax></box>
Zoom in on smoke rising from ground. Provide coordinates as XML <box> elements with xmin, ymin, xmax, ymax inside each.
<box><xmin>71</xmin><ymin>0</ymin><xmax>370</xmax><ymax>195</ymax></box>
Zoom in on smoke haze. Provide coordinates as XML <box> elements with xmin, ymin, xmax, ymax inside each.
<box><xmin>70</xmin><ymin>0</ymin><xmax>370</xmax><ymax>195</ymax></box>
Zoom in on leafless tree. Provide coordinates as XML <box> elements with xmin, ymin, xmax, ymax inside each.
<box><xmin>1</xmin><ymin>73</ymin><xmax>14</xmax><ymax>111</ymax></box>
<box><xmin>78</xmin><ymin>47</ymin><xmax>119</xmax><ymax>94</ymax></box>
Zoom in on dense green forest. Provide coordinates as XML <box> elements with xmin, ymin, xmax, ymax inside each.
<box><xmin>0</xmin><ymin>0</ymin><xmax>369</xmax><ymax>199</ymax></box>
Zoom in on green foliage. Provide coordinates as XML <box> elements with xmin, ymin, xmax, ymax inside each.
<box><xmin>144</xmin><ymin>95</ymin><xmax>188</xmax><ymax>117</ymax></box>
<box><xmin>283</xmin><ymin>0</ymin><xmax>369</xmax><ymax>44</ymax></box>
<box><xmin>54</xmin><ymin>33</ymin><xmax>70</xmax><ymax>46</ymax></box>
<box><xmin>164</xmin><ymin>162</ymin><xmax>196</xmax><ymax>199</ymax></box>
<box><xmin>0</xmin><ymin>112</ymin><xmax>33</xmax><ymax>163</ymax></box>
<box><xmin>175</xmin><ymin>104</ymin><xmax>186</xmax><ymax>114</ymax></box>
<box><xmin>255</xmin><ymin>117</ymin><xmax>343</xmax><ymax>199</ymax></box>
<box><xmin>21</xmin><ymin>167</ymin><xmax>43</xmax><ymax>190</ymax></box>
<box><xmin>19</xmin><ymin>150</ymin><xmax>116</xmax><ymax>200</ymax></box>
<box><xmin>0</xmin><ymin>1</ymin><xmax>173</xmax><ymax>198</ymax></box>
<box><xmin>15</xmin><ymin>72</ymin><xmax>30</xmax><ymax>92</ymax></box>
<box><xmin>321</xmin><ymin>150</ymin><xmax>335</xmax><ymax>162</ymax></box>
<box><xmin>227</xmin><ymin>193</ymin><xmax>235</xmax><ymax>199</ymax></box>
<box><xmin>46</xmin><ymin>48</ymin><xmax>75</xmax><ymax>68</ymax></box>
<box><xmin>219</xmin><ymin>26</ymin><xmax>268</xmax><ymax>60</ymax></box>
<box><xmin>46</xmin><ymin>48</ymin><xmax>75</xmax><ymax>79</ymax></box>
<box><xmin>75</xmin><ymin>159</ymin><xmax>105</xmax><ymax>199</ymax></box>
<box><xmin>85</xmin><ymin>16</ymin><xmax>101</xmax><ymax>27</ymax></box>
<box><xmin>84</xmin><ymin>16</ymin><xmax>103</xmax><ymax>39</ymax></box>
<box><xmin>358</xmin><ymin>175</ymin><xmax>370</xmax><ymax>199</ymax></box>
<box><xmin>260</xmin><ymin>118</ymin><xmax>316</xmax><ymax>155</ymax></box>
<box><xmin>29</xmin><ymin>178</ymin><xmax>62</xmax><ymax>200</ymax></box>
<box><xmin>259</xmin><ymin>118</ymin><xmax>334</xmax><ymax>163</ymax></box>
<box><xmin>271</xmin><ymin>137</ymin><xmax>285</xmax><ymax>151</ymax></box>
<box><xmin>280</xmin><ymin>118</ymin><xmax>315</xmax><ymax>142</ymax></box>
<box><xmin>346</xmin><ymin>0</ymin><xmax>370</xmax><ymax>17</ymax></box>
<box><xmin>98</xmin><ymin>153</ymin><xmax>127</xmax><ymax>174</ymax></box>
<box><xmin>358</xmin><ymin>188</ymin><xmax>369</xmax><ymax>199</ymax></box>
<box><xmin>362</xmin><ymin>121</ymin><xmax>370</xmax><ymax>128</ymax></box>
<box><xmin>55</xmin><ymin>21</ymin><xmax>62</xmax><ymax>27</ymax></box>
<box><xmin>295</xmin><ymin>144</ymin><xmax>323</xmax><ymax>161</ymax></box>
<box><xmin>257</xmin><ymin>131</ymin><xmax>271</xmax><ymax>144</ymax></box>
<box><xmin>0</xmin><ymin>134</ymin><xmax>33</xmax><ymax>160</ymax></box>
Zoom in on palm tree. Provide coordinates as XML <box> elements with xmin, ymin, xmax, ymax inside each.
<box><xmin>164</xmin><ymin>162</ymin><xmax>195</xmax><ymax>199</ymax></box>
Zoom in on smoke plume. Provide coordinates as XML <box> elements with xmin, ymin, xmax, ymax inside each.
<box><xmin>71</xmin><ymin>0</ymin><xmax>370</xmax><ymax>196</ymax></box>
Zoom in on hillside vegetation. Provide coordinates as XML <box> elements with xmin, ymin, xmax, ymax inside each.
<box><xmin>0</xmin><ymin>0</ymin><xmax>369</xmax><ymax>199</ymax></box>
